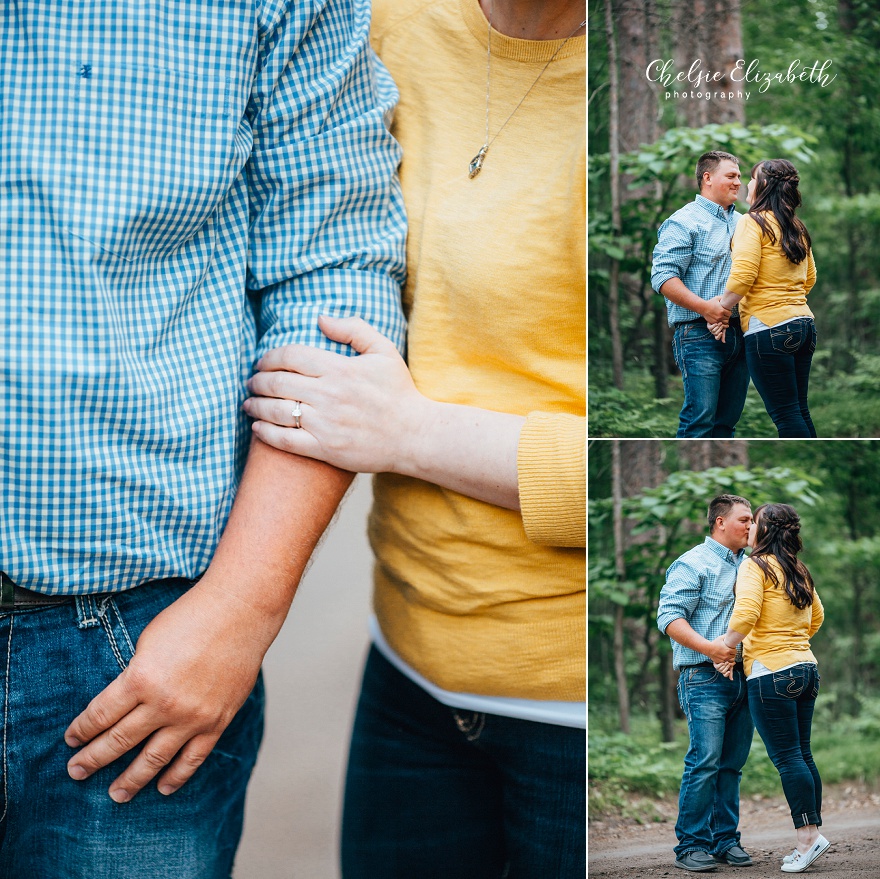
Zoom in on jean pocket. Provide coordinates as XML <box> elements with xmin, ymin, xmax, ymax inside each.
<box><xmin>681</xmin><ymin>323</ymin><xmax>714</xmax><ymax>343</ymax></box>
<box><xmin>88</xmin><ymin>595</ymin><xmax>138</xmax><ymax>672</ymax></box>
<box><xmin>68</xmin><ymin>64</ymin><xmax>241</xmax><ymax>261</ymax></box>
<box><xmin>809</xmin><ymin>323</ymin><xmax>818</xmax><ymax>354</ymax></box>
<box><xmin>686</xmin><ymin>667</ymin><xmax>719</xmax><ymax>686</ymax></box>
<box><xmin>772</xmin><ymin>669</ymin><xmax>807</xmax><ymax>698</ymax></box>
<box><xmin>769</xmin><ymin>325</ymin><xmax>804</xmax><ymax>354</ymax></box>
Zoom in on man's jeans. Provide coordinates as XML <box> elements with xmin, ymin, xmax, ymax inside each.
<box><xmin>748</xmin><ymin>663</ymin><xmax>822</xmax><ymax>828</ymax></box>
<box><xmin>0</xmin><ymin>579</ymin><xmax>264</xmax><ymax>879</ymax></box>
<box><xmin>672</xmin><ymin>317</ymin><xmax>749</xmax><ymax>437</ymax></box>
<box><xmin>745</xmin><ymin>318</ymin><xmax>817</xmax><ymax>438</ymax></box>
<box><xmin>674</xmin><ymin>664</ymin><xmax>753</xmax><ymax>859</ymax></box>
<box><xmin>342</xmin><ymin>647</ymin><xmax>586</xmax><ymax>879</ymax></box>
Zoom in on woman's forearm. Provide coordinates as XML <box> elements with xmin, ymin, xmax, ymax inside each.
<box><xmin>723</xmin><ymin>628</ymin><xmax>746</xmax><ymax>649</ymax></box>
<box><xmin>396</xmin><ymin>400</ymin><xmax>525</xmax><ymax>510</ymax></box>
<box><xmin>719</xmin><ymin>289</ymin><xmax>744</xmax><ymax>310</ymax></box>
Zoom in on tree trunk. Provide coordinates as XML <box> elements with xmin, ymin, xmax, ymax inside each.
<box><xmin>605</xmin><ymin>0</ymin><xmax>625</xmax><ymax>390</ymax></box>
<box><xmin>611</xmin><ymin>440</ymin><xmax>631</xmax><ymax>734</ymax></box>
<box><xmin>673</xmin><ymin>0</ymin><xmax>745</xmax><ymax>126</ymax></box>
<box><xmin>658</xmin><ymin>647</ymin><xmax>677</xmax><ymax>742</ymax></box>
<box><xmin>678</xmin><ymin>440</ymin><xmax>749</xmax><ymax>472</ymax></box>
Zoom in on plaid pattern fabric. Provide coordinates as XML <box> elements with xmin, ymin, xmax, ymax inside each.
<box><xmin>651</xmin><ymin>195</ymin><xmax>741</xmax><ymax>326</ymax></box>
<box><xmin>657</xmin><ymin>538</ymin><xmax>746</xmax><ymax>669</ymax></box>
<box><xmin>0</xmin><ymin>1</ymin><xmax>407</xmax><ymax>595</ymax></box>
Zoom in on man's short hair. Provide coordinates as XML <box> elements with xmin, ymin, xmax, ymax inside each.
<box><xmin>696</xmin><ymin>151</ymin><xmax>739</xmax><ymax>191</ymax></box>
<box><xmin>708</xmin><ymin>494</ymin><xmax>751</xmax><ymax>531</ymax></box>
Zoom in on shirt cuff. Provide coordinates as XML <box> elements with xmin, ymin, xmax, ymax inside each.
<box><xmin>517</xmin><ymin>413</ymin><xmax>585</xmax><ymax>547</ymax></box>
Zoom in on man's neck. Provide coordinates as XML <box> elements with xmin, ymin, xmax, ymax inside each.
<box><xmin>709</xmin><ymin>534</ymin><xmax>741</xmax><ymax>554</ymax></box>
<box><xmin>477</xmin><ymin>0</ymin><xmax>586</xmax><ymax>40</ymax></box>
<box><xmin>698</xmin><ymin>191</ymin><xmax>732</xmax><ymax>211</ymax></box>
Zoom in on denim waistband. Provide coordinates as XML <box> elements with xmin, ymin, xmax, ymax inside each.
<box><xmin>679</xmin><ymin>660</ymin><xmax>744</xmax><ymax>671</ymax></box>
<box><xmin>0</xmin><ymin>571</ymin><xmax>193</xmax><ymax>610</ymax></box>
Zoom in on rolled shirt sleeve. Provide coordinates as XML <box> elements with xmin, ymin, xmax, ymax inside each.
<box><xmin>246</xmin><ymin>0</ymin><xmax>407</xmax><ymax>360</ymax></box>
<box><xmin>516</xmin><ymin>413</ymin><xmax>585</xmax><ymax>548</ymax></box>
<box><xmin>650</xmin><ymin>217</ymin><xmax>693</xmax><ymax>293</ymax></box>
<box><xmin>656</xmin><ymin>558</ymin><xmax>703</xmax><ymax>634</ymax></box>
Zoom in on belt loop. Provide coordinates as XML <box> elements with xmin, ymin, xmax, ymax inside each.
<box><xmin>75</xmin><ymin>595</ymin><xmax>101</xmax><ymax>629</ymax></box>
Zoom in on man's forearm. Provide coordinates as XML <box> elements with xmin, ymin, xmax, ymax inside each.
<box><xmin>665</xmin><ymin>618</ymin><xmax>736</xmax><ymax>664</ymax></box>
<box><xmin>659</xmin><ymin>278</ymin><xmax>710</xmax><ymax>316</ymax></box>
<box><xmin>65</xmin><ymin>437</ymin><xmax>355</xmax><ymax>801</ymax></box>
<box><xmin>199</xmin><ymin>437</ymin><xmax>355</xmax><ymax>626</ymax></box>
<box><xmin>660</xmin><ymin>277</ymin><xmax>732</xmax><ymax>325</ymax></box>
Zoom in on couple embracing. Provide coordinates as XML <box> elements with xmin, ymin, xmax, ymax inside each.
<box><xmin>658</xmin><ymin>495</ymin><xmax>828</xmax><ymax>873</ymax></box>
<box><xmin>652</xmin><ymin>152</ymin><xmax>817</xmax><ymax>438</ymax></box>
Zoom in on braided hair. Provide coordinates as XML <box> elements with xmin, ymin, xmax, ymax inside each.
<box><xmin>749</xmin><ymin>159</ymin><xmax>812</xmax><ymax>265</ymax></box>
<box><xmin>749</xmin><ymin>503</ymin><xmax>814</xmax><ymax>609</ymax></box>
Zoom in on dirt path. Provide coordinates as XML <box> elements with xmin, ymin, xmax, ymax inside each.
<box><xmin>589</xmin><ymin>785</ymin><xmax>880</xmax><ymax>878</ymax></box>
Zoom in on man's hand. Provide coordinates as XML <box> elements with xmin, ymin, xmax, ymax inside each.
<box><xmin>700</xmin><ymin>296</ymin><xmax>732</xmax><ymax>326</ymax></box>
<box><xmin>65</xmin><ymin>579</ymin><xmax>273</xmax><ymax>802</ymax></box>
<box><xmin>64</xmin><ymin>442</ymin><xmax>353</xmax><ymax>802</ymax></box>
<box><xmin>706</xmin><ymin>634</ymin><xmax>736</xmax><ymax>665</ymax></box>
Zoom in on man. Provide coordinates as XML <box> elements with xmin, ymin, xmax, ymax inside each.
<box><xmin>657</xmin><ymin>495</ymin><xmax>755</xmax><ymax>872</ymax></box>
<box><xmin>0</xmin><ymin>3</ymin><xmax>405</xmax><ymax>876</ymax></box>
<box><xmin>651</xmin><ymin>151</ymin><xmax>750</xmax><ymax>437</ymax></box>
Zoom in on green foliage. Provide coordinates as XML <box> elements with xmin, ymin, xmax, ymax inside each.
<box><xmin>588</xmin><ymin>122</ymin><xmax>817</xmax><ymax>297</ymax></box>
<box><xmin>587</xmin><ymin>0</ymin><xmax>880</xmax><ymax>426</ymax></box>
<box><xmin>589</xmin><ymin>695</ymin><xmax>880</xmax><ymax>821</ymax></box>
<box><xmin>587</xmin><ymin>361</ymin><xmax>880</xmax><ymax>437</ymax></box>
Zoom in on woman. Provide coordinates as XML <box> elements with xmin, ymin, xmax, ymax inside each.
<box><xmin>709</xmin><ymin>159</ymin><xmax>817</xmax><ymax>437</ymax></box>
<box><xmin>717</xmin><ymin>503</ymin><xmax>827</xmax><ymax>873</ymax></box>
<box><xmin>244</xmin><ymin>0</ymin><xmax>585</xmax><ymax>876</ymax></box>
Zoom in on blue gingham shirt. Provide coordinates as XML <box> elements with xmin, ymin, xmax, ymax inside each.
<box><xmin>651</xmin><ymin>194</ymin><xmax>741</xmax><ymax>326</ymax></box>
<box><xmin>1</xmin><ymin>1</ymin><xmax>407</xmax><ymax>595</ymax></box>
<box><xmin>657</xmin><ymin>537</ymin><xmax>746</xmax><ymax>669</ymax></box>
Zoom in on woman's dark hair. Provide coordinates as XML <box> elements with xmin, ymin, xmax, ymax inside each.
<box><xmin>748</xmin><ymin>159</ymin><xmax>812</xmax><ymax>265</ymax></box>
<box><xmin>749</xmin><ymin>503</ymin><xmax>814</xmax><ymax>609</ymax></box>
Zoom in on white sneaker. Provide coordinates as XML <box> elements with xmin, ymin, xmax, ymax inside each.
<box><xmin>780</xmin><ymin>835</ymin><xmax>830</xmax><ymax>872</ymax></box>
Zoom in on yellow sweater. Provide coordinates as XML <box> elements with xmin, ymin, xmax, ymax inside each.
<box><xmin>729</xmin><ymin>556</ymin><xmax>824</xmax><ymax>676</ymax></box>
<box><xmin>726</xmin><ymin>212</ymin><xmax>816</xmax><ymax>330</ymax></box>
<box><xmin>367</xmin><ymin>0</ymin><xmax>585</xmax><ymax>701</ymax></box>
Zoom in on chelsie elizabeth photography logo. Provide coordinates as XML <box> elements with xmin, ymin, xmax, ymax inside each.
<box><xmin>646</xmin><ymin>59</ymin><xmax>837</xmax><ymax>103</ymax></box>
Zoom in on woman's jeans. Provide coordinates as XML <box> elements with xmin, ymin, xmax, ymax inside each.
<box><xmin>745</xmin><ymin>318</ymin><xmax>817</xmax><ymax>437</ymax></box>
<box><xmin>674</xmin><ymin>664</ymin><xmax>754</xmax><ymax>858</ymax></box>
<box><xmin>0</xmin><ymin>579</ymin><xmax>264</xmax><ymax>879</ymax></box>
<box><xmin>747</xmin><ymin>663</ymin><xmax>822</xmax><ymax>829</ymax></box>
<box><xmin>341</xmin><ymin>647</ymin><xmax>586</xmax><ymax>879</ymax></box>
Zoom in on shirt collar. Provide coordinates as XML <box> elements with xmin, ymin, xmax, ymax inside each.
<box><xmin>694</xmin><ymin>193</ymin><xmax>736</xmax><ymax>220</ymax></box>
<box><xmin>703</xmin><ymin>535</ymin><xmax>744</xmax><ymax>565</ymax></box>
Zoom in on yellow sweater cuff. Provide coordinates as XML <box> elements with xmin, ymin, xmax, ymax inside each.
<box><xmin>517</xmin><ymin>413</ymin><xmax>585</xmax><ymax>547</ymax></box>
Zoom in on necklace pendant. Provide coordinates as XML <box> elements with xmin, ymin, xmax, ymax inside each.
<box><xmin>468</xmin><ymin>145</ymin><xmax>488</xmax><ymax>179</ymax></box>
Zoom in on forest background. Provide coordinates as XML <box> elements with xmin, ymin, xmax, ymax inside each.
<box><xmin>589</xmin><ymin>0</ymin><xmax>880</xmax><ymax>436</ymax></box>
<box><xmin>588</xmin><ymin>440</ymin><xmax>880</xmax><ymax>821</ymax></box>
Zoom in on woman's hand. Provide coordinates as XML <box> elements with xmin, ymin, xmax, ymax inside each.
<box><xmin>244</xmin><ymin>316</ymin><xmax>428</xmax><ymax>474</ymax></box>
<box><xmin>707</xmin><ymin>321</ymin><xmax>727</xmax><ymax>343</ymax></box>
<box><xmin>713</xmin><ymin>659</ymin><xmax>734</xmax><ymax>680</ymax></box>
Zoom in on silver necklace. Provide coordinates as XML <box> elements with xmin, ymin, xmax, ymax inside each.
<box><xmin>468</xmin><ymin>11</ymin><xmax>586</xmax><ymax>179</ymax></box>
